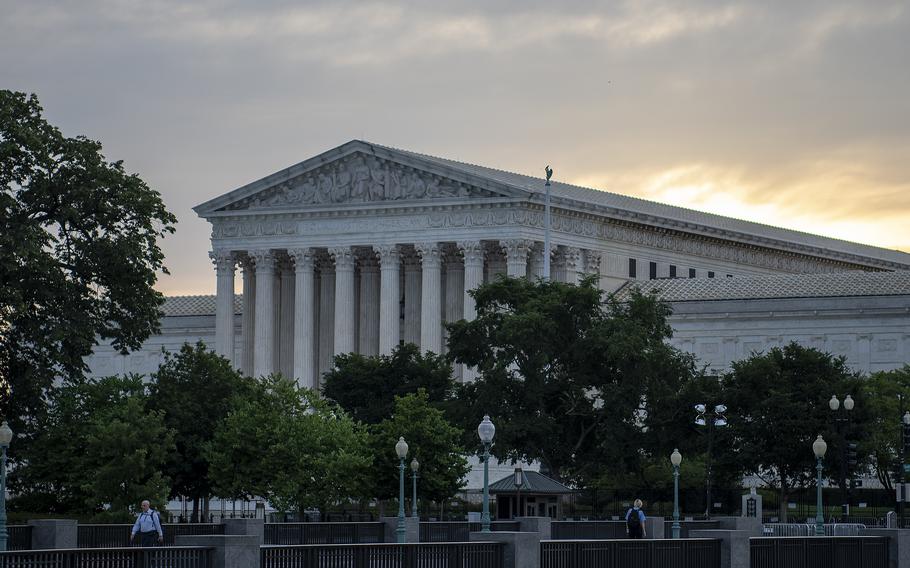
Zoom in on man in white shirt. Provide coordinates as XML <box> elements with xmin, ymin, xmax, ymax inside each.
<box><xmin>130</xmin><ymin>500</ymin><xmax>164</xmax><ymax>547</ymax></box>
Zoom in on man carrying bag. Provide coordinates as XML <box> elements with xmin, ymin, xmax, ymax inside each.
<box><xmin>130</xmin><ymin>500</ymin><xmax>164</xmax><ymax>546</ymax></box>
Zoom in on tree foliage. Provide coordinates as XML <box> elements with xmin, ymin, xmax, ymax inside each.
<box><xmin>861</xmin><ymin>366</ymin><xmax>910</xmax><ymax>491</ymax></box>
<box><xmin>0</xmin><ymin>90</ymin><xmax>176</xmax><ymax>436</ymax></box>
<box><xmin>207</xmin><ymin>375</ymin><xmax>372</xmax><ymax>514</ymax></box>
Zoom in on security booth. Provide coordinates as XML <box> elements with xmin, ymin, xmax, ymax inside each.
<box><xmin>490</xmin><ymin>468</ymin><xmax>573</xmax><ymax>520</ymax></box>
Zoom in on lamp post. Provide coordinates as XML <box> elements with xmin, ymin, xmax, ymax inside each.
<box><xmin>514</xmin><ymin>468</ymin><xmax>524</xmax><ymax>519</ymax></box>
<box><xmin>0</xmin><ymin>421</ymin><xmax>12</xmax><ymax>552</ymax></box>
<box><xmin>478</xmin><ymin>415</ymin><xmax>496</xmax><ymax>533</ymax></box>
<box><xmin>695</xmin><ymin>403</ymin><xmax>727</xmax><ymax>518</ymax></box>
<box><xmin>411</xmin><ymin>458</ymin><xmax>419</xmax><ymax>518</ymax></box>
<box><xmin>395</xmin><ymin>437</ymin><xmax>408</xmax><ymax>543</ymax></box>
<box><xmin>813</xmin><ymin>435</ymin><xmax>828</xmax><ymax>536</ymax></box>
<box><xmin>671</xmin><ymin>448</ymin><xmax>682</xmax><ymax>539</ymax></box>
<box><xmin>829</xmin><ymin>394</ymin><xmax>855</xmax><ymax>518</ymax></box>
<box><xmin>543</xmin><ymin>166</ymin><xmax>552</xmax><ymax>280</ymax></box>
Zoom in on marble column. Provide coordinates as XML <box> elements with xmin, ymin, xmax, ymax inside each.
<box><xmin>289</xmin><ymin>248</ymin><xmax>317</xmax><ymax>389</ymax></box>
<box><xmin>330</xmin><ymin>246</ymin><xmax>357</xmax><ymax>355</ymax></box>
<box><xmin>443</xmin><ymin>251</ymin><xmax>465</xmax><ymax>359</ymax></box>
<box><xmin>279</xmin><ymin>258</ymin><xmax>295</xmax><ymax>377</ymax></box>
<box><xmin>317</xmin><ymin>254</ymin><xmax>335</xmax><ymax>378</ymax></box>
<box><xmin>584</xmin><ymin>250</ymin><xmax>603</xmax><ymax>287</ymax></box>
<box><xmin>250</xmin><ymin>249</ymin><xmax>278</xmax><ymax>377</ymax></box>
<box><xmin>501</xmin><ymin>239</ymin><xmax>532</xmax><ymax>278</ymax></box>
<box><xmin>416</xmin><ymin>242</ymin><xmax>443</xmax><ymax>354</ymax></box>
<box><xmin>563</xmin><ymin>247</ymin><xmax>582</xmax><ymax>283</ymax></box>
<box><xmin>403</xmin><ymin>251</ymin><xmax>422</xmax><ymax>346</ymax></box>
<box><xmin>239</xmin><ymin>256</ymin><xmax>256</xmax><ymax>377</ymax></box>
<box><xmin>375</xmin><ymin>244</ymin><xmax>402</xmax><ymax>355</ymax></box>
<box><xmin>459</xmin><ymin>241</ymin><xmax>484</xmax><ymax>382</ymax></box>
<box><xmin>358</xmin><ymin>255</ymin><xmax>380</xmax><ymax>356</ymax></box>
<box><xmin>210</xmin><ymin>250</ymin><xmax>236</xmax><ymax>365</ymax></box>
<box><xmin>528</xmin><ymin>242</ymin><xmax>547</xmax><ymax>280</ymax></box>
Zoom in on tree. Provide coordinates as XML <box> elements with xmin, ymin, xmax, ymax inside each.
<box><xmin>207</xmin><ymin>375</ymin><xmax>372</xmax><ymax>515</ymax></box>
<box><xmin>0</xmin><ymin>90</ymin><xmax>176</xmax><ymax>438</ymax></box>
<box><xmin>722</xmin><ymin>343</ymin><xmax>864</xmax><ymax>521</ymax></box>
<box><xmin>861</xmin><ymin>366</ymin><xmax>910</xmax><ymax>491</ymax></box>
<box><xmin>446</xmin><ymin>276</ymin><xmax>697</xmax><ymax>485</ymax></box>
<box><xmin>322</xmin><ymin>343</ymin><xmax>456</xmax><ymax>424</ymax></box>
<box><xmin>370</xmin><ymin>390</ymin><xmax>470</xmax><ymax>513</ymax></box>
<box><xmin>149</xmin><ymin>342</ymin><xmax>255</xmax><ymax>520</ymax></box>
<box><xmin>10</xmin><ymin>375</ymin><xmax>174</xmax><ymax>519</ymax></box>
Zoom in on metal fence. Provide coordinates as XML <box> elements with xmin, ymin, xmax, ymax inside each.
<box><xmin>551</xmin><ymin>521</ymin><xmax>627</xmax><ymax>540</ymax></box>
<box><xmin>419</xmin><ymin>522</ymin><xmax>520</xmax><ymax>543</ymax></box>
<box><xmin>750</xmin><ymin>536</ymin><xmax>889</xmax><ymax>568</ymax></box>
<box><xmin>540</xmin><ymin>538</ymin><xmax>721</xmax><ymax>568</ymax></box>
<box><xmin>5</xmin><ymin>526</ymin><xmax>33</xmax><ymax>551</ymax></box>
<box><xmin>762</xmin><ymin>523</ymin><xmax>867</xmax><ymax>537</ymax></box>
<box><xmin>0</xmin><ymin>546</ymin><xmax>214</xmax><ymax>568</ymax></box>
<box><xmin>662</xmin><ymin>520</ymin><xmax>721</xmax><ymax>538</ymax></box>
<box><xmin>264</xmin><ymin>522</ymin><xmax>385</xmax><ymax>544</ymax></box>
<box><xmin>77</xmin><ymin>524</ymin><xmax>225</xmax><ymax>548</ymax></box>
<box><xmin>261</xmin><ymin>542</ymin><xmax>504</xmax><ymax>568</ymax></box>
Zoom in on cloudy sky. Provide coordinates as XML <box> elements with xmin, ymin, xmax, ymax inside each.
<box><xmin>3</xmin><ymin>0</ymin><xmax>909</xmax><ymax>295</ymax></box>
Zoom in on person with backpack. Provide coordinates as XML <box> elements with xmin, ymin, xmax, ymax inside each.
<box><xmin>130</xmin><ymin>500</ymin><xmax>164</xmax><ymax>546</ymax></box>
<box><xmin>625</xmin><ymin>499</ymin><xmax>647</xmax><ymax>539</ymax></box>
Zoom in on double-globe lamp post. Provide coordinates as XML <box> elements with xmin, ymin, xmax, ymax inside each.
<box><xmin>829</xmin><ymin>394</ymin><xmax>855</xmax><ymax>516</ymax></box>
<box><xmin>0</xmin><ymin>421</ymin><xmax>12</xmax><ymax>552</ymax></box>
<box><xmin>411</xmin><ymin>458</ymin><xmax>420</xmax><ymax>518</ymax></box>
<box><xmin>478</xmin><ymin>415</ymin><xmax>496</xmax><ymax>533</ymax></box>
<box><xmin>813</xmin><ymin>435</ymin><xmax>828</xmax><ymax>536</ymax></box>
<box><xmin>395</xmin><ymin>436</ymin><xmax>409</xmax><ymax>544</ymax></box>
<box><xmin>671</xmin><ymin>448</ymin><xmax>682</xmax><ymax>539</ymax></box>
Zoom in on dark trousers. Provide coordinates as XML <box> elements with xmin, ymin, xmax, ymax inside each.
<box><xmin>628</xmin><ymin>526</ymin><xmax>644</xmax><ymax>539</ymax></box>
<box><xmin>138</xmin><ymin>531</ymin><xmax>159</xmax><ymax>547</ymax></box>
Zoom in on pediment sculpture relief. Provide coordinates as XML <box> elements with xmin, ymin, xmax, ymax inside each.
<box><xmin>225</xmin><ymin>154</ymin><xmax>499</xmax><ymax>210</ymax></box>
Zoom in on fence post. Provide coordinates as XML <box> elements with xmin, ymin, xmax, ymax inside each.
<box><xmin>689</xmin><ymin>530</ymin><xmax>749</xmax><ymax>568</ymax></box>
<box><xmin>380</xmin><ymin>516</ymin><xmax>418</xmax><ymax>542</ymax></box>
<box><xmin>221</xmin><ymin>518</ymin><xmax>264</xmax><ymax>546</ymax></box>
<box><xmin>176</xmin><ymin>534</ymin><xmax>259</xmax><ymax>568</ymax></box>
<box><xmin>27</xmin><ymin>519</ymin><xmax>78</xmax><ymax>550</ymax></box>
<box><xmin>862</xmin><ymin>528</ymin><xmax>910</xmax><ymax>568</ymax></box>
<box><xmin>470</xmin><ymin>529</ymin><xmax>540</xmax><ymax>568</ymax></box>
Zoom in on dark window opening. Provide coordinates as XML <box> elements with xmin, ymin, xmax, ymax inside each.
<box><xmin>628</xmin><ymin>258</ymin><xmax>637</xmax><ymax>278</ymax></box>
<box><xmin>649</xmin><ymin>262</ymin><xmax>657</xmax><ymax>280</ymax></box>
<box><xmin>708</xmin><ymin>271</ymin><xmax>715</xmax><ymax>278</ymax></box>
<box><xmin>689</xmin><ymin>268</ymin><xmax>696</xmax><ymax>278</ymax></box>
<box><xmin>669</xmin><ymin>265</ymin><xmax>677</xmax><ymax>278</ymax></box>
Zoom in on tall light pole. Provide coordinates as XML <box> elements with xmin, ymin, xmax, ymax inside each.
<box><xmin>695</xmin><ymin>403</ymin><xmax>727</xmax><ymax>518</ymax></box>
<box><xmin>514</xmin><ymin>468</ymin><xmax>524</xmax><ymax>520</ymax></box>
<box><xmin>671</xmin><ymin>449</ymin><xmax>682</xmax><ymax>539</ymax></box>
<box><xmin>900</xmin><ymin>408</ymin><xmax>910</xmax><ymax>527</ymax></box>
<box><xmin>829</xmin><ymin>394</ymin><xmax>855</xmax><ymax>517</ymax></box>
<box><xmin>410</xmin><ymin>458</ymin><xmax>419</xmax><ymax>519</ymax></box>
<box><xmin>813</xmin><ymin>435</ymin><xmax>828</xmax><ymax>536</ymax></box>
<box><xmin>395</xmin><ymin>437</ymin><xmax>409</xmax><ymax>543</ymax></box>
<box><xmin>0</xmin><ymin>421</ymin><xmax>12</xmax><ymax>552</ymax></box>
<box><xmin>543</xmin><ymin>166</ymin><xmax>552</xmax><ymax>280</ymax></box>
<box><xmin>478</xmin><ymin>415</ymin><xmax>496</xmax><ymax>533</ymax></box>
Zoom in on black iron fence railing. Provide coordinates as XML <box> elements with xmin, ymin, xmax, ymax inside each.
<box><xmin>5</xmin><ymin>526</ymin><xmax>33</xmax><ymax>551</ymax></box>
<box><xmin>0</xmin><ymin>546</ymin><xmax>214</xmax><ymax>568</ymax></box>
<box><xmin>261</xmin><ymin>541</ymin><xmax>504</xmax><ymax>568</ymax></box>
<box><xmin>419</xmin><ymin>521</ymin><xmax>520</xmax><ymax>542</ymax></box>
<box><xmin>77</xmin><ymin>524</ymin><xmax>224</xmax><ymax>548</ymax></box>
<box><xmin>750</xmin><ymin>536</ymin><xmax>889</xmax><ymax>568</ymax></box>
<box><xmin>662</xmin><ymin>520</ymin><xmax>722</xmax><ymax>537</ymax></box>
<box><xmin>551</xmin><ymin>521</ymin><xmax>627</xmax><ymax>540</ymax></box>
<box><xmin>541</xmin><ymin>538</ymin><xmax>721</xmax><ymax>568</ymax></box>
<box><xmin>264</xmin><ymin>522</ymin><xmax>385</xmax><ymax>544</ymax></box>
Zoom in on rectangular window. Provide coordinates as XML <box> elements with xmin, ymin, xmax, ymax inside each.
<box><xmin>649</xmin><ymin>262</ymin><xmax>657</xmax><ymax>280</ymax></box>
<box><xmin>628</xmin><ymin>258</ymin><xmax>637</xmax><ymax>278</ymax></box>
<box><xmin>689</xmin><ymin>268</ymin><xmax>696</xmax><ymax>278</ymax></box>
<box><xmin>708</xmin><ymin>271</ymin><xmax>715</xmax><ymax>278</ymax></box>
<box><xmin>727</xmin><ymin>274</ymin><xmax>733</xmax><ymax>278</ymax></box>
<box><xmin>669</xmin><ymin>265</ymin><xmax>677</xmax><ymax>278</ymax></box>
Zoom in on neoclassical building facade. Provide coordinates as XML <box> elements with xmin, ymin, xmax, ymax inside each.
<box><xmin>188</xmin><ymin>140</ymin><xmax>910</xmax><ymax>386</ymax></box>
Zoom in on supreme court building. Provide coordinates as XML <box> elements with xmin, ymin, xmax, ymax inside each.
<box><xmin>86</xmin><ymin>140</ymin><xmax>910</xmax><ymax>382</ymax></box>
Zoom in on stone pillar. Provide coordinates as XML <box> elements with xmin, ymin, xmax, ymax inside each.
<box><xmin>380</xmin><ymin>516</ymin><xmax>419</xmax><ymax>543</ymax></box>
<box><xmin>250</xmin><ymin>249</ymin><xmax>277</xmax><ymax>377</ymax></box>
<box><xmin>289</xmin><ymin>248</ymin><xmax>317</xmax><ymax>389</ymax></box>
<box><xmin>583</xmin><ymin>250</ymin><xmax>603</xmax><ymax>287</ymax></box>
<box><xmin>416</xmin><ymin>242</ymin><xmax>443</xmax><ymax>354</ymax></box>
<box><xmin>500</xmin><ymin>239</ymin><xmax>532</xmax><ymax>278</ymax></box>
<box><xmin>211</xmin><ymin>250</ymin><xmax>236</xmax><ymax>365</ymax></box>
<box><xmin>317</xmin><ymin>254</ymin><xmax>335</xmax><ymax>378</ymax></box>
<box><xmin>459</xmin><ymin>241</ymin><xmax>484</xmax><ymax>382</ymax></box>
<box><xmin>221</xmin><ymin>518</ymin><xmax>265</xmax><ymax>546</ymax></box>
<box><xmin>470</xmin><ymin>531</ymin><xmax>540</xmax><ymax>568</ymax></box>
<box><xmin>330</xmin><ymin>247</ymin><xmax>357</xmax><ymax>356</ymax></box>
<box><xmin>863</xmin><ymin>528</ymin><xmax>910</xmax><ymax>568</ymax></box>
<box><xmin>563</xmin><ymin>247</ymin><xmax>582</xmax><ymax>284</ymax></box>
<box><xmin>375</xmin><ymin>244</ymin><xmax>402</xmax><ymax>355</ymax></box>
<box><xmin>516</xmin><ymin>516</ymin><xmax>552</xmax><ymax>540</ymax></box>
<box><xmin>278</xmin><ymin>258</ymin><xmax>295</xmax><ymax>377</ymax></box>
<box><xmin>358</xmin><ymin>255</ymin><xmax>381</xmax><ymax>356</ymax></box>
<box><xmin>644</xmin><ymin>515</ymin><xmax>664</xmax><ymax>539</ymax></box>
<box><xmin>528</xmin><ymin>242</ymin><xmax>548</xmax><ymax>280</ymax></box>
<box><xmin>403</xmin><ymin>251</ymin><xmax>422</xmax><ymax>346</ymax></box>
<box><xmin>240</xmin><ymin>256</ymin><xmax>256</xmax><ymax>376</ymax></box>
<box><xmin>689</xmin><ymin>529</ymin><xmax>750</xmax><ymax>568</ymax></box>
<box><xmin>443</xmin><ymin>251</ymin><xmax>465</xmax><ymax>368</ymax></box>
<box><xmin>176</xmin><ymin>535</ymin><xmax>260</xmax><ymax>568</ymax></box>
<box><xmin>28</xmin><ymin>519</ymin><xmax>77</xmax><ymax>549</ymax></box>
<box><xmin>485</xmin><ymin>243</ymin><xmax>507</xmax><ymax>282</ymax></box>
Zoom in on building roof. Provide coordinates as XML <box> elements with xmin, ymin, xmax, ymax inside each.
<box><xmin>613</xmin><ymin>270</ymin><xmax>910</xmax><ymax>303</ymax></box>
<box><xmin>489</xmin><ymin>470</ymin><xmax>574</xmax><ymax>495</ymax></box>
<box><xmin>162</xmin><ymin>295</ymin><xmax>241</xmax><ymax>317</ymax></box>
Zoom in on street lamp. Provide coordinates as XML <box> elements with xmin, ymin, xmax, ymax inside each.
<box><xmin>829</xmin><ymin>394</ymin><xmax>855</xmax><ymax>518</ymax></box>
<box><xmin>695</xmin><ymin>403</ymin><xmax>727</xmax><ymax>518</ymax></box>
<box><xmin>395</xmin><ymin>437</ymin><xmax>408</xmax><ymax>543</ymax></box>
<box><xmin>514</xmin><ymin>468</ymin><xmax>524</xmax><ymax>520</ymax></box>
<box><xmin>0</xmin><ymin>421</ymin><xmax>12</xmax><ymax>552</ymax></box>
<box><xmin>410</xmin><ymin>458</ymin><xmax>419</xmax><ymax>518</ymax></box>
<box><xmin>478</xmin><ymin>415</ymin><xmax>496</xmax><ymax>533</ymax></box>
<box><xmin>813</xmin><ymin>435</ymin><xmax>827</xmax><ymax>536</ymax></box>
<box><xmin>671</xmin><ymin>449</ymin><xmax>682</xmax><ymax>539</ymax></box>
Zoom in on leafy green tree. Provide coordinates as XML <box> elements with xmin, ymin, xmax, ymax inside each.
<box><xmin>149</xmin><ymin>342</ymin><xmax>255</xmax><ymax>520</ymax></box>
<box><xmin>446</xmin><ymin>276</ymin><xmax>697</xmax><ymax>485</ymax></box>
<box><xmin>722</xmin><ymin>343</ymin><xmax>864</xmax><ymax>521</ymax></box>
<box><xmin>11</xmin><ymin>375</ymin><xmax>174</xmax><ymax>517</ymax></box>
<box><xmin>861</xmin><ymin>366</ymin><xmax>910</xmax><ymax>490</ymax></box>
<box><xmin>371</xmin><ymin>390</ymin><xmax>470</xmax><ymax>514</ymax></box>
<box><xmin>322</xmin><ymin>343</ymin><xmax>456</xmax><ymax>424</ymax></box>
<box><xmin>0</xmin><ymin>91</ymin><xmax>176</xmax><ymax>439</ymax></box>
<box><xmin>207</xmin><ymin>375</ymin><xmax>372</xmax><ymax>515</ymax></box>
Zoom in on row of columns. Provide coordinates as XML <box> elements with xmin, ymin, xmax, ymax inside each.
<box><xmin>210</xmin><ymin>241</ymin><xmax>604</xmax><ymax>388</ymax></box>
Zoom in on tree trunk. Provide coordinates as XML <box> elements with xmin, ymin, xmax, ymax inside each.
<box><xmin>192</xmin><ymin>497</ymin><xmax>200</xmax><ymax>523</ymax></box>
<box><xmin>779</xmin><ymin>485</ymin><xmax>789</xmax><ymax>523</ymax></box>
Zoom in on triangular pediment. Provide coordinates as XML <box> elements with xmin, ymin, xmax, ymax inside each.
<box><xmin>197</xmin><ymin>142</ymin><xmax>526</xmax><ymax>215</ymax></box>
